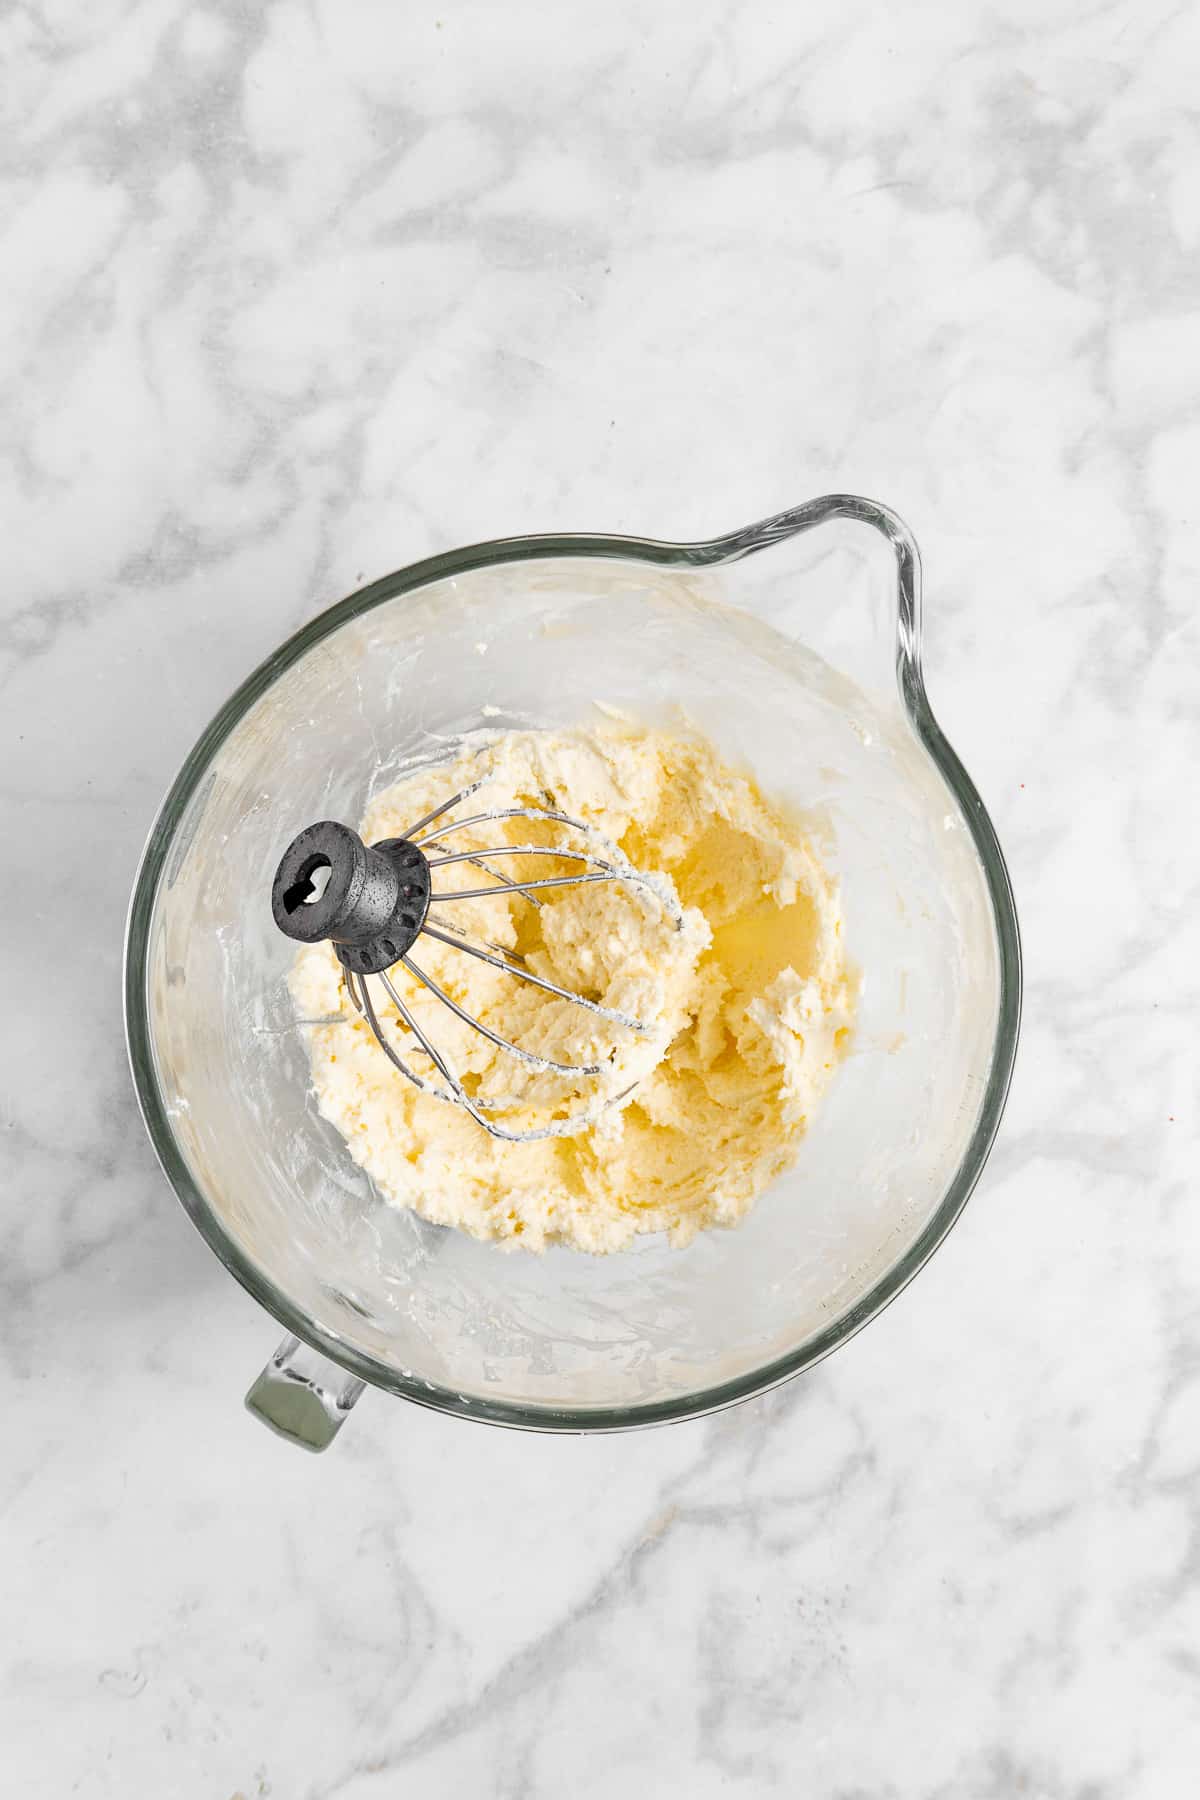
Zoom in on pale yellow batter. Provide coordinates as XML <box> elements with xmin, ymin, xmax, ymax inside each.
<box><xmin>291</xmin><ymin>723</ymin><xmax>854</xmax><ymax>1253</ymax></box>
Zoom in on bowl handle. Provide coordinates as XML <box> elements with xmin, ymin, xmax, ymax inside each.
<box><xmin>245</xmin><ymin>1335</ymin><xmax>365</xmax><ymax>1452</ymax></box>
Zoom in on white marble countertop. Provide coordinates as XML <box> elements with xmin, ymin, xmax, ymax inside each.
<box><xmin>4</xmin><ymin>2</ymin><xmax>1197</xmax><ymax>1794</ymax></box>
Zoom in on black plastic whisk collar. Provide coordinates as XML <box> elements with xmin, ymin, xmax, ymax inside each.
<box><xmin>271</xmin><ymin>820</ymin><xmax>432</xmax><ymax>976</ymax></box>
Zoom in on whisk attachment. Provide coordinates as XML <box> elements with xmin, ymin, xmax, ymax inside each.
<box><xmin>272</xmin><ymin>788</ymin><xmax>686</xmax><ymax>1142</ymax></box>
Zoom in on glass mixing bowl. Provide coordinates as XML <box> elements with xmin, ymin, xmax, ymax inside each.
<box><xmin>124</xmin><ymin>495</ymin><xmax>1020</xmax><ymax>1449</ymax></box>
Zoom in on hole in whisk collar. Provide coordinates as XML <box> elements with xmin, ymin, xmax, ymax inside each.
<box><xmin>282</xmin><ymin>854</ymin><xmax>332</xmax><ymax>914</ymax></box>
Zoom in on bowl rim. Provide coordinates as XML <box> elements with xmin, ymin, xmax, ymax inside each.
<box><xmin>123</xmin><ymin>493</ymin><xmax>1022</xmax><ymax>1432</ymax></box>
